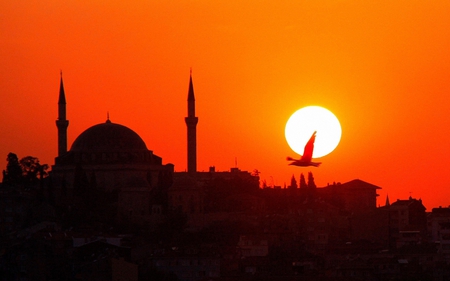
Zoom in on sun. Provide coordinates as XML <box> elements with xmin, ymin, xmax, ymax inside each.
<box><xmin>285</xmin><ymin>106</ymin><xmax>341</xmax><ymax>158</ymax></box>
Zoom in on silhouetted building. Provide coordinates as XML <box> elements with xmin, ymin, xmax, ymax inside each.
<box><xmin>428</xmin><ymin>206</ymin><xmax>450</xmax><ymax>259</ymax></box>
<box><xmin>169</xmin><ymin>173</ymin><xmax>204</xmax><ymax>215</ymax></box>
<box><xmin>349</xmin><ymin>207</ymin><xmax>390</xmax><ymax>248</ymax></box>
<box><xmin>170</xmin><ymin>167</ymin><xmax>261</xmax><ymax>230</ymax></box>
<box><xmin>185</xmin><ymin>71</ymin><xmax>198</xmax><ymax>175</ymax></box>
<box><xmin>56</xmin><ymin>73</ymin><xmax>69</xmax><ymax>158</ymax></box>
<box><xmin>388</xmin><ymin>196</ymin><xmax>427</xmax><ymax>248</ymax></box>
<box><xmin>50</xmin><ymin>75</ymin><xmax>173</xmax><ymax>226</ymax></box>
<box><xmin>292</xmin><ymin>200</ymin><xmax>350</xmax><ymax>253</ymax></box>
<box><xmin>429</xmin><ymin>206</ymin><xmax>450</xmax><ymax>241</ymax></box>
<box><xmin>320</xmin><ymin>179</ymin><xmax>381</xmax><ymax>213</ymax></box>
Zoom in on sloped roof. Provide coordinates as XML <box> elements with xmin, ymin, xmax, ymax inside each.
<box><xmin>340</xmin><ymin>179</ymin><xmax>381</xmax><ymax>190</ymax></box>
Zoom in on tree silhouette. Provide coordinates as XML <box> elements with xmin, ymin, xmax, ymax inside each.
<box><xmin>290</xmin><ymin>174</ymin><xmax>298</xmax><ymax>189</ymax></box>
<box><xmin>299</xmin><ymin>173</ymin><xmax>307</xmax><ymax>189</ymax></box>
<box><xmin>19</xmin><ymin>156</ymin><xmax>48</xmax><ymax>186</ymax></box>
<box><xmin>261</xmin><ymin>179</ymin><xmax>268</xmax><ymax>189</ymax></box>
<box><xmin>2</xmin><ymin>152</ymin><xmax>23</xmax><ymax>186</ymax></box>
<box><xmin>307</xmin><ymin>172</ymin><xmax>316</xmax><ymax>189</ymax></box>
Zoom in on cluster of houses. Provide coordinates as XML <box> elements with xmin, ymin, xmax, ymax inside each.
<box><xmin>1</xmin><ymin>171</ymin><xmax>450</xmax><ymax>280</ymax></box>
<box><xmin>1</xmin><ymin>75</ymin><xmax>449</xmax><ymax>280</ymax></box>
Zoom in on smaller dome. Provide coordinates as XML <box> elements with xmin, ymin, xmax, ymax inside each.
<box><xmin>70</xmin><ymin>121</ymin><xmax>148</xmax><ymax>152</ymax></box>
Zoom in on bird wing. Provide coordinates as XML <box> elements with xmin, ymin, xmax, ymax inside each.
<box><xmin>301</xmin><ymin>131</ymin><xmax>316</xmax><ymax>162</ymax></box>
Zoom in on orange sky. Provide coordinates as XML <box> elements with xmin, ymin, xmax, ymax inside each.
<box><xmin>2</xmin><ymin>1</ymin><xmax>450</xmax><ymax>209</ymax></box>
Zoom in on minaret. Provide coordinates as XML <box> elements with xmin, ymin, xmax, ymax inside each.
<box><xmin>185</xmin><ymin>71</ymin><xmax>198</xmax><ymax>174</ymax></box>
<box><xmin>56</xmin><ymin>72</ymin><xmax>69</xmax><ymax>157</ymax></box>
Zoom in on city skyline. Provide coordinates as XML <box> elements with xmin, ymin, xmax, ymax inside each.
<box><xmin>2</xmin><ymin>1</ymin><xmax>450</xmax><ymax>209</ymax></box>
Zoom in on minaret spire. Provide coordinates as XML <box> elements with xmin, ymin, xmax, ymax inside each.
<box><xmin>56</xmin><ymin>72</ymin><xmax>69</xmax><ymax>157</ymax></box>
<box><xmin>185</xmin><ymin>70</ymin><xmax>198</xmax><ymax>174</ymax></box>
<box><xmin>58</xmin><ymin>71</ymin><xmax>66</xmax><ymax>106</ymax></box>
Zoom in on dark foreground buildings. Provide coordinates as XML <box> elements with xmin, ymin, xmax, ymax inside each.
<box><xmin>1</xmin><ymin>74</ymin><xmax>450</xmax><ymax>280</ymax></box>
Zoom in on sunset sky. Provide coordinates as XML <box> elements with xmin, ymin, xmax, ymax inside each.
<box><xmin>2</xmin><ymin>1</ymin><xmax>450</xmax><ymax>209</ymax></box>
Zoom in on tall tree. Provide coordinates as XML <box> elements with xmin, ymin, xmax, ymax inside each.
<box><xmin>290</xmin><ymin>174</ymin><xmax>298</xmax><ymax>189</ymax></box>
<box><xmin>19</xmin><ymin>156</ymin><xmax>48</xmax><ymax>185</ymax></box>
<box><xmin>299</xmin><ymin>173</ymin><xmax>307</xmax><ymax>189</ymax></box>
<box><xmin>261</xmin><ymin>179</ymin><xmax>268</xmax><ymax>189</ymax></box>
<box><xmin>3</xmin><ymin>152</ymin><xmax>22</xmax><ymax>186</ymax></box>
<box><xmin>307</xmin><ymin>172</ymin><xmax>316</xmax><ymax>189</ymax></box>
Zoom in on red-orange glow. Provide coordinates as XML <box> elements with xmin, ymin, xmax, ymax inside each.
<box><xmin>1</xmin><ymin>1</ymin><xmax>450</xmax><ymax>209</ymax></box>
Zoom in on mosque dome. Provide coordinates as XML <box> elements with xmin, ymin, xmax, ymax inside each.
<box><xmin>70</xmin><ymin>120</ymin><xmax>148</xmax><ymax>152</ymax></box>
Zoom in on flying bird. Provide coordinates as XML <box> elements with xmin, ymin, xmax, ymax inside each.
<box><xmin>287</xmin><ymin>131</ymin><xmax>322</xmax><ymax>167</ymax></box>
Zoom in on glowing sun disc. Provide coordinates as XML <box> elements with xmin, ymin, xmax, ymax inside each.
<box><xmin>285</xmin><ymin>106</ymin><xmax>341</xmax><ymax>158</ymax></box>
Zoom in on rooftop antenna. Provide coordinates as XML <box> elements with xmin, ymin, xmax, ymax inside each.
<box><xmin>106</xmin><ymin>111</ymin><xmax>111</xmax><ymax>123</ymax></box>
